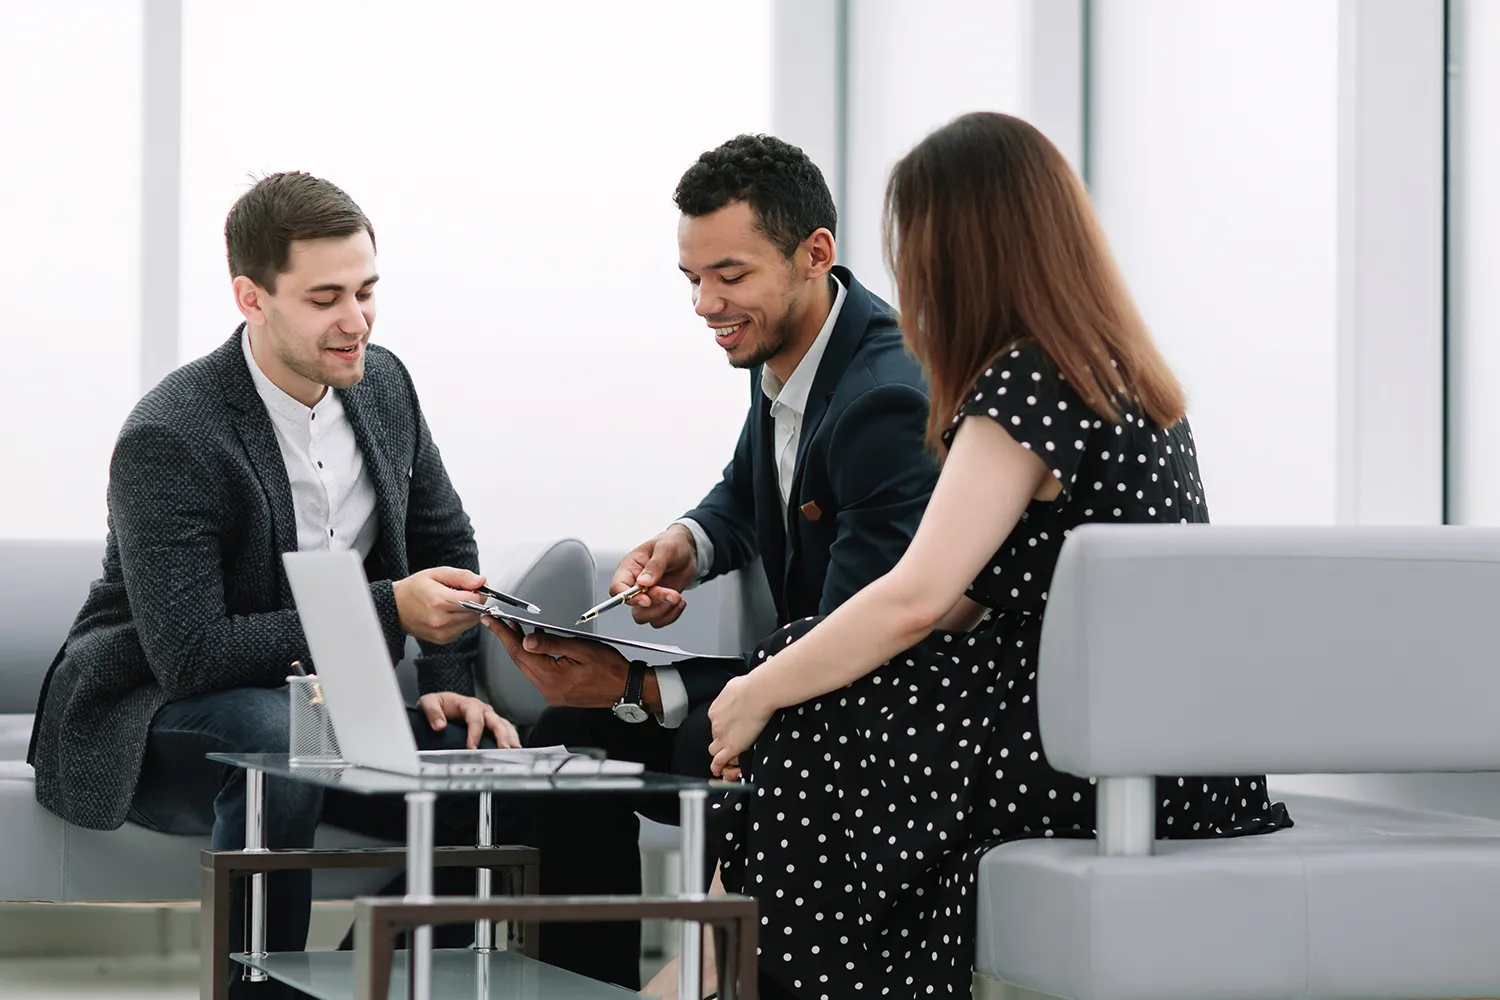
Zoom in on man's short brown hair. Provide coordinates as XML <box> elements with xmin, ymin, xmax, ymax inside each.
<box><xmin>225</xmin><ymin>172</ymin><xmax>375</xmax><ymax>293</ymax></box>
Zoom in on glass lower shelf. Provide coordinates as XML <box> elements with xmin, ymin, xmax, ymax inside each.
<box><xmin>231</xmin><ymin>948</ymin><xmax>636</xmax><ymax>1000</ymax></box>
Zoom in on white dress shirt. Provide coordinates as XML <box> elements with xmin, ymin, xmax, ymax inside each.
<box><xmin>242</xmin><ymin>328</ymin><xmax>380</xmax><ymax>559</ymax></box>
<box><xmin>653</xmin><ymin>276</ymin><xmax>849</xmax><ymax>727</ymax></box>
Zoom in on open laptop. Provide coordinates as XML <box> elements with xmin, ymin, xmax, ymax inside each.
<box><xmin>281</xmin><ymin>549</ymin><xmax>641</xmax><ymax>777</ymax></box>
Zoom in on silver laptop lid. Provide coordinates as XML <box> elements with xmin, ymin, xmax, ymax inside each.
<box><xmin>282</xmin><ymin>550</ymin><xmax>424</xmax><ymax>775</ymax></box>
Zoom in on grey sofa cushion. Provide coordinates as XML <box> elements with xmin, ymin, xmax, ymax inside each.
<box><xmin>0</xmin><ymin>714</ymin><xmax>34</xmax><ymax>762</ymax></box>
<box><xmin>976</xmin><ymin>793</ymin><xmax>1500</xmax><ymax>1000</ymax></box>
<box><xmin>0</xmin><ymin>760</ymin><xmax>398</xmax><ymax>902</ymax></box>
<box><xmin>0</xmin><ymin>537</ymin><xmax>596</xmax><ymax>903</ymax></box>
<box><xmin>1038</xmin><ymin>525</ymin><xmax>1500</xmax><ymax>776</ymax></box>
<box><xmin>0</xmin><ymin>540</ymin><xmax>104</xmax><ymax>715</ymax></box>
<box><xmin>473</xmin><ymin>537</ymin><xmax>596</xmax><ymax>726</ymax></box>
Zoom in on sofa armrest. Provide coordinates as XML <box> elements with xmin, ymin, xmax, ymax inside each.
<box><xmin>1039</xmin><ymin>524</ymin><xmax>1500</xmax><ymax>778</ymax></box>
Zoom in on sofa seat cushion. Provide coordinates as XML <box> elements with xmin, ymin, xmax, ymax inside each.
<box><xmin>0</xmin><ymin>760</ymin><xmax>401</xmax><ymax>902</ymax></box>
<box><xmin>976</xmin><ymin>792</ymin><xmax>1500</xmax><ymax>1000</ymax></box>
<box><xmin>0</xmin><ymin>714</ymin><xmax>33</xmax><ymax>761</ymax></box>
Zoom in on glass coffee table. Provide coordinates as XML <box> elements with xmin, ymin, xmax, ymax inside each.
<box><xmin>201</xmin><ymin>752</ymin><xmax>755</xmax><ymax>1000</ymax></box>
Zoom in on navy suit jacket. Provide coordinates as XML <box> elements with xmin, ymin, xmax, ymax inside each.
<box><xmin>675</xmin><ymin>266</ymin><xmax>938</xmax><ymax>705</ymax></box>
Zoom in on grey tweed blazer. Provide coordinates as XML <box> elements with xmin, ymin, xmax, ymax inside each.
<box><xmin>28</xmin><ymin>328</ymin><xmax>480</xmax><ymax>831</ymax></box>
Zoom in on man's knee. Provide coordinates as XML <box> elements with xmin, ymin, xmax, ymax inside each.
<box><xmin>529</xmin><ymin>706</ymin><xmax>603</xmax><ymax>748</ymax></box>
<box><xmin>261</xmin><ymin>775</ymin><xmax>324</xmax><ymax>845</ymax></box>
<box><xmin>157</xmin><ymin>686</ymin><xmax>292</xmax><ymax>754</ymax></box>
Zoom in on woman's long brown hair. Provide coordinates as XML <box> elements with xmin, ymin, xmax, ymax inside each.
<box><xmin>883</xmin><ymin>112</ymin><xmax>1185</xmax><ymax>451</ymax></box>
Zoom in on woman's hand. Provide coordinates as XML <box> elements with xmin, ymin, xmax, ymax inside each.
<box><xmin>707</xmin><ymin>674</ymin><xmax>775</xmax><ymax>776</ymax></box>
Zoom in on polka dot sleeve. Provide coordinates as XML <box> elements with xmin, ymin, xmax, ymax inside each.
<box><xmin>941</xmin><ymin>340</ymin><xmax>1093</xmax><ymax>499</ymax></box>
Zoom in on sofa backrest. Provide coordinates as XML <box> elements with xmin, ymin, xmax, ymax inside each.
<box><xmin>0</xmin><ymin>539</ymin><xmax>105</xmax><ymax>714</ymax></box>
<box><xmin>588</xmin><ymin>550</ymin><xmax>780</xmax><ymax>658</ymax></box>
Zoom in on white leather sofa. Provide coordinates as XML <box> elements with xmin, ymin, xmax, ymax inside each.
<box><xmin>24</xmin><ymin>525</ymin><xmax>1497</xmax><ymax>997</ymax></box>
<box><xmin>0</xmin><ymin>536</ymin><xmax>595</xmax><ymax>904</ymax></box>
<box><xmin>979</xmin><ymin>525</ymin><xmax>1500</xmax><ymax>1000</ymax></box>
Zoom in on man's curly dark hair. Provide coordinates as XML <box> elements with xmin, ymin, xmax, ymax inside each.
<box><xmin>673</xmin><ymin>134</ymin><xmax>837</xmax><ymax>258</ymax></box>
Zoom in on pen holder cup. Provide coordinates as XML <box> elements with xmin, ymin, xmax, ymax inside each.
<box><xmin>288</xmin><ymin>675</ymin><xmax>343</xmax><ymax>765</ymax></box>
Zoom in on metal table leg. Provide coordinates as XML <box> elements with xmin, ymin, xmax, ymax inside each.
<box><xmin>678</xmin><ymin>788</ymin><xmax>707</xmax><ymax>1000</ymax></box>
<box><xmin>473</xmin><ymin>791</ymin><xmax>495</xmax><ymax>953</ymax></box>
<box><xmin>244</xmin><ymin>768</ymin><xmax>268</xmax><ymax>982</ymax></box>
<box><xmin>406</xmin><ymin>791</ymin><xmax>436</xmax><ymax>1000</ymax></box>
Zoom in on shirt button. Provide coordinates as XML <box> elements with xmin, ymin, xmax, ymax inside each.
<box><xmin>329</xmin><ymin>529</ymin><xmax>334</xmax><ymax>537</ymax></box>
<box><xmin>317</xmin><ymin>461</ymin><xmax>323</xmax><ymax>469</ymax></box>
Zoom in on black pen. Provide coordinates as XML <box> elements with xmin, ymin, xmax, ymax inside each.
<box><xmin>476</xmin><ymin>585</ymin><xmax>541</xmax><ymax>615</ymax></box>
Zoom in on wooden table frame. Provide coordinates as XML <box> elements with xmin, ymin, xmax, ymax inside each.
<box><xmin>200</xmin><ymin>844</ymin><xmax>539</xmax><ymax>1000</ymax></box>
<box><xmin>349</xmin><ymin>894</ymin><xmax>760</xmax><ymax>1000</ymax></box>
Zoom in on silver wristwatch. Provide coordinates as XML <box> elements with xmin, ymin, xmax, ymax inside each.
<box><xmin>612</xmin><ymin>660</ymin><xmax>650</xmax><ymax>724</ymax></box>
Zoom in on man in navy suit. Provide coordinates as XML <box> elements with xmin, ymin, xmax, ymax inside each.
<box><xmin>490</xmin><ymin>135</ymin><xmax>938</xmax><ymax>989</ymax></box>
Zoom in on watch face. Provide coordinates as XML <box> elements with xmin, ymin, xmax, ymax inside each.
<box><xmin>613</xmin><ymin>702</ymin><xmax>650</xmax><ymax>724</ymax></box>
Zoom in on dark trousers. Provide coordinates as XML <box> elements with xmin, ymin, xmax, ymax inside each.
<box><xmin>526</xmin><ymin>701</ymin><xmax>717</xmax><ymax>990</ymax></box>
<box><xmin>127</xmin><ymin>685</ymin><xmax>524</xmax><ymax>999</ymax></box>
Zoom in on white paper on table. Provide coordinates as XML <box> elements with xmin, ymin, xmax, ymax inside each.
<box><xmin>418</xmin><ymin>745</ymin><xmax>646</xmax><ymax>775</ymax></box>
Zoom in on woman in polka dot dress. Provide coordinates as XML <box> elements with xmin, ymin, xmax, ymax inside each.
<box><xmin>701</xmin><ymin>112</ymin><xmax>1292</xmax><ymax>999</ymax></box>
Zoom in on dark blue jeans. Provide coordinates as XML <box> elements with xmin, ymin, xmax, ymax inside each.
<box><xmin>128</xmin><ymin>685</ymin><xmax>524</xmax><ymax>998</ymax></box>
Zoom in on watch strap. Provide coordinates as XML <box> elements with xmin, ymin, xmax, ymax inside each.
<box><xmin>622</xmin><ymin>659</ymin><xmax>647</xmax><ymax>707</ymax></box>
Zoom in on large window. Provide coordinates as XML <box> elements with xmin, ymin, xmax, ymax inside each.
<box><xmin>843</xmin><ymin>0</ymin><xmax>1029</xmax><ymax>305</ymax></box>
<box><xmin>1089</xmin><ymin>0</ymin><xmax>1340</xmax><ymax>524</ymax></box>
<box><xmin>177</xmin><ymin>1</ymin><xmax>773</xmax><ymax>552</ymax></box>
<box><xmin>1446</xmin><ymin>0</ymin><xmax>1500</xmax><ymax>525</ymax></box>
<box><xmin>0</xmin><ymin>3</ymin><xmax>143</xmax><ymax>539</ymax></box>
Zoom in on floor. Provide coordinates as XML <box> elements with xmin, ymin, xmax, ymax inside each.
<box><xmin>0</xmin><ymin>905</ymin><xmax>1023</xmax><ymax>998</ymax></box>
<box><xmin>0</xmin><ymin>901</ymin><xmax>674</xmax><ymax>999</ymax></box>
<box><xmin>0</xmin><ymin>954</ymin><xmax>198</xmax><ymax>999</ymax></box>
<box><xmin>0</xmin><ymin>954</ymin><xmax>675</xmax><ymax>999</ymax></box>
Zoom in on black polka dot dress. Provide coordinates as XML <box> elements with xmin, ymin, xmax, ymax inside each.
<box><xmin>712</xmin><ymin>341</ymin><xmax>1293</xmax><ymax>998</ymax></box>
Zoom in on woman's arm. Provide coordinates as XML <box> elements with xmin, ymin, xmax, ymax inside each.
<box><xmin>740</xmin><ymin>417</ymin><xmax>1051</xmax><ymax>715</ymax></box>
<box><xmin>933</xmin><ymin>594</ymin><xmax>989</xmax><ymax>632</ymax></box>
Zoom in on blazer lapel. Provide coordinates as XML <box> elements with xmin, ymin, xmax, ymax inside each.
<box><xmin>787</xmin><ymin>267</ymin><xmax>876</xmax><ymax>509</ymax></box>
<box><xmin>218</xmin><ymin>329</ymin><xmax>299</xmax><ymax>602</ymax></box>
<box><xmin>339</xmin><ymin>379</ymin><xmax>406</xmax><ymax>574</ymax></box>
<box><xmin>779</xmin><ymin>269</ymin><xmax>878</xmax><ymax>607</ymax></box>
<box><xmin>748</xmin><ymin>380</ymin><xmax>789</xmax><ymax>621</ymax></box>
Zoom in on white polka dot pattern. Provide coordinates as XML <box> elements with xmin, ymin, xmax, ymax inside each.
<box><xmin>710</xmin><ymin>341</ymin><xmax>1292</xmax><ymax>996</ymax></box>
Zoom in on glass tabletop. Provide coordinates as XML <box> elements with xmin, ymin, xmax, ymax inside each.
<box><xmin>209</xmin><ymin>752</ymin><xmax>749</xmax><ymax>797</ymax></box>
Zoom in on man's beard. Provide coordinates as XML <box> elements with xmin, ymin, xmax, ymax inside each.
<box><xmin>731</xmin><ymin>291</ymin><xmax>800</xmax><ymax>371</ymax></box>
<box><xmin>269</xmin><ymin>315</ymin><xmax>363</xmax><ymax>389</ymax></box>
<box><xmin>731</xmin><ymin>317</ymin><xmax>794</xmax><ymax>370</ymax></box>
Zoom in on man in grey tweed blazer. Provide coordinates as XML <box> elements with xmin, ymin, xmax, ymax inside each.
<box><xmin>27</xmin><ymin>173</ymin><xmax>518</xmax><ymax>994</ymax></box>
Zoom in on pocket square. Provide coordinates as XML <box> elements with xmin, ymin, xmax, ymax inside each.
<box><xmin>800</xmin><ymin>500</ymin><xmax>823</xmax><ymax>522</ymax></box>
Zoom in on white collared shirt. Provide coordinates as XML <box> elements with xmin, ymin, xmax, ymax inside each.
<box><xmin>653</xmin><ymin>276</ymin><xmax>849</xmax><ymax>728</ymax></box>
<box><xmin>242</xmin><ymin>328</ymin><xmax>380</xmax><ymax>560</ymax></box>
<box><xmin>759</xmin><ymin>274</ymin><xmax>848</xmax><ymax>511</ymax></box>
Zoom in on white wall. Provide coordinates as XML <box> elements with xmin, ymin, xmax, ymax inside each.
<box><xmin>0</xmin><ymin>3</ymin><xmax>142</xmax><ymax>539</ymax></box>
<box><xmin>1089</xmin><ymin>0</ymin><xmax>1340</xmax><ymax>525</ymax></box>
<box><xmin>843</xmin><ymin>0</ymin><xmax>1029</xmax><ymax>305</ymax></box>
<box><xmin>1447</xmin><ymin>0</ymin><xmax>1500</xmax><ymax>525</ymax></box>
<box><xmin>175</xmin><ymin>0</ymin><xmax>772</xmax><ymax>555</ymax></box>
